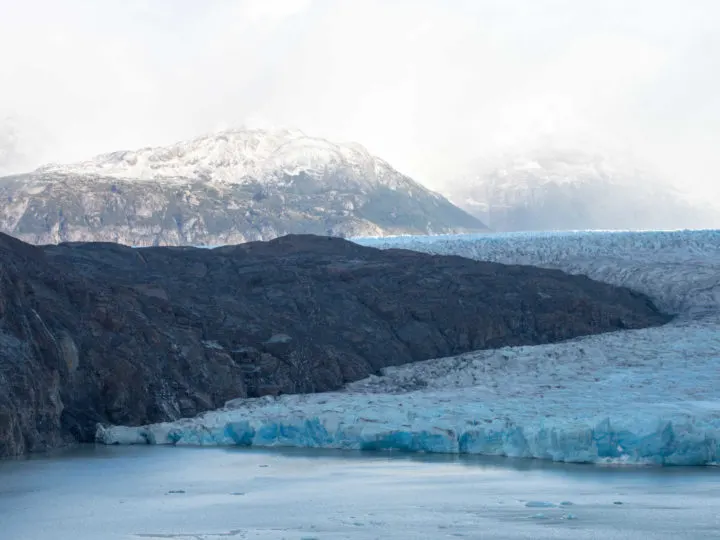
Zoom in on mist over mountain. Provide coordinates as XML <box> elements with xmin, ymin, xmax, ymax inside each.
<box><xmin>446</xmin><ymin>149</ymin><xmax>719</xmax><ymax>232</ymax></box>
<box><xmin>0</xmin><ymin>116</ymin><xmax>49</xmax><ymax>177</ymax></box>
<box><xmin>0</xmin><ymin>128</ymin><xmax>486</xmax><ymax>246</ymax></box>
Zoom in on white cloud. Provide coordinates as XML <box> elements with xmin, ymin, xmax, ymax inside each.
<box><xmin>0</xmin><ymin>0</ymin><xmax>718</xmax><ymax>199</ymax></box>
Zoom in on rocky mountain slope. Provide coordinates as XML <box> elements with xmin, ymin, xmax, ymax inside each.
<box><xmin>0</xmin><ymin>232</ymin><xmax>670</xmax><ymax>458</ymax></box>
<box><xmin>447</xmin><ymin>149</ymin><xmax>719</xmax><ymax>231</ymax></box>
<box><xmin>0</xmin><ymin>129</ymin><xmax>486</xmax><ymax>245</ymax></box>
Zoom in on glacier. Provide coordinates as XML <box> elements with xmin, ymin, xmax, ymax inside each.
<box><xmin>97</xmin><ymin>229</ymin><xmax>720</xmax><ymax>465</ymax></box>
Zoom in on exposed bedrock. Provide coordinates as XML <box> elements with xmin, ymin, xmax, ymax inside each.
<box><xmin>0</xmin><ymin>232</ymin><xmax>669</xmax><ymax>457</ymax></box>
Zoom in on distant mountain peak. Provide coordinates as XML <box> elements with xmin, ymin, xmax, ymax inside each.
<box><xmin>448</xmin><ymin>148</ymin><xmax>718</xmax><ymax>232</ymax></box>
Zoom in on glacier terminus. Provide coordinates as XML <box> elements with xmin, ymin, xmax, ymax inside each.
<box><xmin>97</xmin><ymin>229</ymin><xmax>720</xmax><ymax>465</ymax></box>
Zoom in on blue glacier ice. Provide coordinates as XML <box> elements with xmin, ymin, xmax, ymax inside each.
<box><xmin>97</xmin><ymin>230</ymin><xmax>720</xmax><ymax>465</ymax></box>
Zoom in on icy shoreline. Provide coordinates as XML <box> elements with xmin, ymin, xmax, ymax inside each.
<box><xmin>97</xmin><ymin>230</ymin><xmax>720</xmax><ymax>465</ymax></box>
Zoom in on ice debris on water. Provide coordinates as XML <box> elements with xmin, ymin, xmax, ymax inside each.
<box><xmin>525</xmin><ymin>501</ymin><xmax>556</xmax><ymax>508</ymax></box>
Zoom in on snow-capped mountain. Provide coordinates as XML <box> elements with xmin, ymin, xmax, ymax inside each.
<box><xmin>0</xmin><ymin>129</ymin><xmax>486</xmax><ymax>245</ymax></box>
<box><xmin>447</xmin><ymin>149</ymin><xmax>719</xmax><ymax>231</ymax></box>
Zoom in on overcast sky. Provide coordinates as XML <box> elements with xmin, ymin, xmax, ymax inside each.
<box><xmin>1</xmin><ymin>0</ymin><xmax>718</xmax><ymax>198</ymax></box>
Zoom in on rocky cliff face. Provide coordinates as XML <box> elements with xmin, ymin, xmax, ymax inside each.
<box><xmin>0</xmin><ymin>129</ymin><xmax>486</xmax><ymax>245</ymax></box>
<box><xmin>0</xmin><ymin>232</ymin><xmax>670</xmax><ymax>458</ymax></box>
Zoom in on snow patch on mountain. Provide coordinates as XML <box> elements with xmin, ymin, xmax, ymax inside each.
<box><xmin>36</xmin><ymin>128</ymin><xmax>414</xmax><ymax>191</ymax></box>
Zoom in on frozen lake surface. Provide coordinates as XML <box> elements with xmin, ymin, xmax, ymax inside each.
<box><xmin>3</xmin><ymin>445</ymin><xmax>720</xmax><ymax>540</ymax></box>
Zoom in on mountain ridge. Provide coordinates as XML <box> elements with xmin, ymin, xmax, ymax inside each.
<box><xmin>0</xmin><ymin>129</ymin><xmax>487</xmax><ymax>246</ymax></box>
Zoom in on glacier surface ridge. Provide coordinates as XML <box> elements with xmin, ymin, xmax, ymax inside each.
<box><xmin>97</xmin><ymin>229</ymin><xmax>720</xmax><ymax>465</ymax></box>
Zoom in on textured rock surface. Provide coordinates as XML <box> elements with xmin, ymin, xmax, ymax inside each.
<box><xmin>0</xmin><ymin>232</ymin><xmax>670</xmax><ymax>457</ymax></box>
<box><xmin>0</xmin><ymin>129</ymin><xmax>486</xmax><ymax>245</ymax></box>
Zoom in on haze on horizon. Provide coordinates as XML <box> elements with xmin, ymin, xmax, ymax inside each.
<box><xmin>0</xmin><ymin>0</ymin><xmax>718</xmax><ymax>200</ymax></box>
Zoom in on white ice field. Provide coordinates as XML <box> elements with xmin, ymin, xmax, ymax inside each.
<box><xmin>97</xmin><ymin>230</ymin><xmax>720</xmax><ymax>465</ymax></box>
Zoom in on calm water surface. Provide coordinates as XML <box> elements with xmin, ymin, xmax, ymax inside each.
<box><xmin>1</xmin><ymin>445</ymin><xmax>720</xmax><ymax>539</ymax></box>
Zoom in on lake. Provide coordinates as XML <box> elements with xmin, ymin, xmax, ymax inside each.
<box><xmin>2</xmin><ymin>445</ymin><xmax>720</xmax><ymax>539</ymax></box>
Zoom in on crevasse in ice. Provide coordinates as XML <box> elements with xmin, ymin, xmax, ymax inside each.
<box><xmin>96</xmin><ymin>230</ymin><xmax>720</xmax><ymax>465</ymax></box>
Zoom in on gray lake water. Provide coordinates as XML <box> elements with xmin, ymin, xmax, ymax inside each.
<box><xmin>2</xmin><ymin>445</ymin><xmax>720</xmax><ymax>539</ymax></box>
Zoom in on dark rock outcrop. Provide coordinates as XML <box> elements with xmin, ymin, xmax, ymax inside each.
<box><xmin>0</xmin><ymin>232</ymin><xmax>670</xmax><ymax>457</ymax></box>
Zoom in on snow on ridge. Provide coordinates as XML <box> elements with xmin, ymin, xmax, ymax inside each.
<box><xmin>33</xmin><ymin>128</ymin><xmax>409</xmax><ymax>190</ymax></box>
<box><xmin>97</xmin><ymin>230</ymin><xmax>720</xmax><ymax>465</ymax></box>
